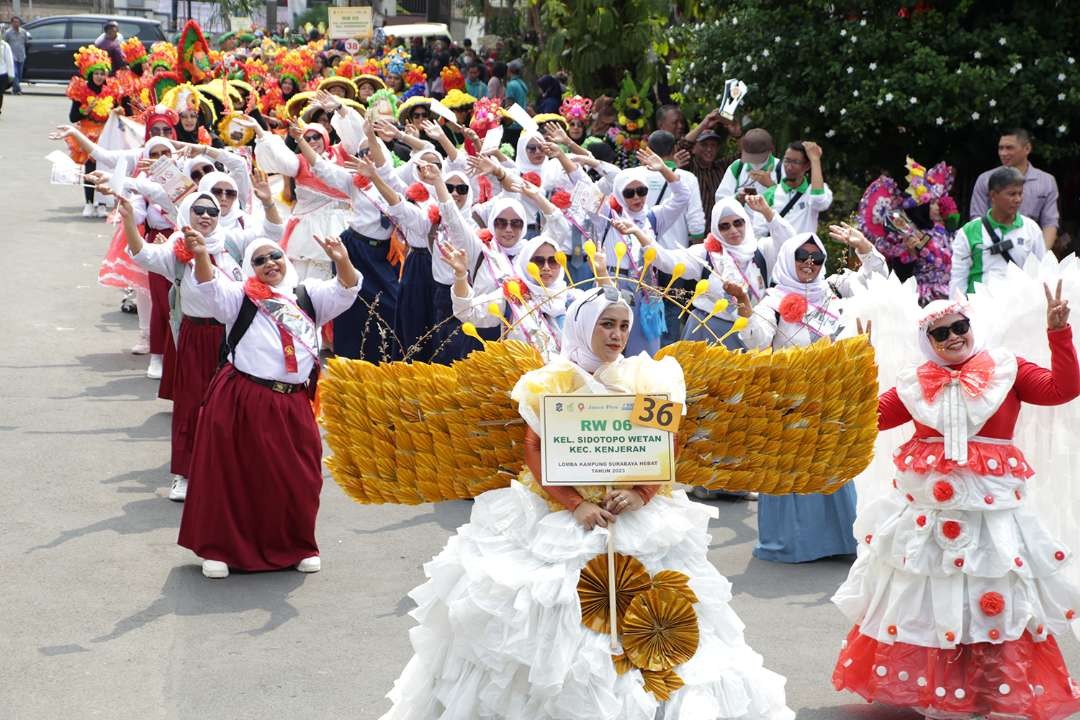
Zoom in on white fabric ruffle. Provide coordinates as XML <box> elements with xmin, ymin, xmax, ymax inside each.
<box><xmin>380</xmin><ymin>482</ymin><xmax>794</xmax><ymax>720</ymax></box>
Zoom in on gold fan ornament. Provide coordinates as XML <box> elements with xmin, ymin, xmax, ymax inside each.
<box><xmin>621</xmin><ymin>588</ymin><xmax>700</xmax><ymax>671</ymax></box>
<box><xmin>576</xmin><ymin>553</ymin><xmax>652</xmax><ymax>634</ymax></box>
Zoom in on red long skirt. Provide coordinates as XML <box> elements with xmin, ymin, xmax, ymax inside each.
<box><xmin>834</xmin><ymin>625</ymin><xmax>1080</xmax><ymax>720</ymax></box>
<box><xmin>158</xmin><ymin>328</ymin><xmax>177</xmax><ymax>401</ymax></box>
<box><xmin>170</xmin><ymin>317</ymin><xmax>224</xmax><ymax>477</ymax></box>
<box><xmin>147</xmin><ymin>259</ymin><xmax>173</xmax><ymax>357</ymax></box>
<box><xmin>178</xmin><ymin>365</ymin><xmax>322</xmax><ymax>571</ymax></box>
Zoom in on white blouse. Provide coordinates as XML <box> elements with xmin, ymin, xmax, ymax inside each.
<box><xmin>132</xmin><ymin>242</ymin><xmax>244</xmax><ymax>318</ymax></box>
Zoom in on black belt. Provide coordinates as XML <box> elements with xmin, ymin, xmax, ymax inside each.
<box><xmin>235</xmin><ymin>369</ymin><xmax>308</xmax><ymax>394</ymax></box>
<box><xmin>344</xmin><ymin>228</ymin><xmax>390</xmax><ymax>247</ymax></box>
<box><xmin>183</xmin><ymin>315</ymin><xmax>223</xmax><ymax>326</ymax></box>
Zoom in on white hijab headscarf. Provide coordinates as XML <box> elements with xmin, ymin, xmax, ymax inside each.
<box><xmin>394</xmin><ymin>146</ymin><xmax>442</xmax><ymax>187</ymax></box>
<box><xmin>515</xmin><ymin>130</ymin><xmax>549</xmax><ymax>175</ymax></box>
<box><xmin>710</xmin><ymin>196</ymin><xmax>758</xmax><ymax>266</ymax></box>
<box><xmin>768</xmin><ymin>232</ymin><xmax>831</xmax><ymax>306</ymax></box>
<box><xmin>141</xmin><ymin>137</ymin><xmax>174</xmax><ymax>161</ymax></box>
<box><xmin>514</xmin><ymin>235</ymin><xmax>567</xmax><ymax>317</ymax></box>
<box><xmin>916</xmin><ymin>299</ymin><xmax>983</xmax><ymax>367</ymax></box>
<box><xmin>560</xmin><ymin>287</ymin><xmax>633</xmax><ymax>373</ymax></box>
<box><xmin>197</xmin><ymin>171</ymin><xmax>244</xmax><ymax>228</ymax></box>
<box><xmin>242</xmin><ymin>239</ymin><xmax>300</xmax><ymax>294</ymax></box>
<box><xmin>176</xmin><ymin>192</ymin><xmax>225</xmax><ymax>254</ymax></box>
<box><xmin>184</xmin><ymin>155</ymin><xmax>216</xmax><ymax>179</ymax></box>
<box><xmin>486</xmin><ymin>196</ymin><xmax>529</xmax><ymax>258</ymax></box>
<box><xmin>611</xmin><ymin>167</ymin><xmax>652</xmax><ymax>226</ymax></box>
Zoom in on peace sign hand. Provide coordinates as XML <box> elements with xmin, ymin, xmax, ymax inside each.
<box><xmin>314</xmin><ymin>234</ymin><xmax>349</xmax><ymax>263</ymax></box>
<box><xmin>1045</xmin><ymin>280</ymin><xmax>1070</xmax><ymax>330</ymax></box>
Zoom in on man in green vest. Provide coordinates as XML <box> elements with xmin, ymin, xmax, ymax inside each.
<box><xmin>950</xmin><ymin>167</ymin><xmax>1045</xmax><ymax>297</ymax></box>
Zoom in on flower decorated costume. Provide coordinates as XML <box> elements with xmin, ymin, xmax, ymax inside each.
<box><xmin>833</xmin><ymin>299</ymin><xmax>1080</xmax><ymax>720</ymax></box>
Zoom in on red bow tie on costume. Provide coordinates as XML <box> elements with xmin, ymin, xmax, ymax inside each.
<box><xmin>917</xmin><ymin>351</ymin><xmax>995</xmax><ymax>403</ymax></box>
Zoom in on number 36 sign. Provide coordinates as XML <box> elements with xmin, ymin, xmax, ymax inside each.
<box><xmin>631</xmin><ymin>395</ymin><xmax>683</xmax><ymax>433</ymax></box>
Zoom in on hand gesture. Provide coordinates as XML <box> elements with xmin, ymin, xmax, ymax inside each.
<box><xmin>420</xmin><ymin>119</ymin><xmax>445</xmax><ymax>141</ymax></box>
<box><xmin>416</xmin><ymin>161</ymin><xmax>442</xmax><ymax>186</ymax></box>
<box><xmin>114</xmin><ymin>194</ymin><xmax>135</xmax><ymax>223</ymax></box>
<box><xmin>611</xmin><ymin>217</ymin><xmax>641</xmax><ymax>238</ymax></box>
<box><xmin>286</xmin><ymin>122</ymin><xmax>303</xmax><ymax>142</ymax></box>
<box><xmin>182</xmin><ymin>226</ymin><xmax>208</xmax><ymax>257</ymax></box>
<box><xmin>748</xmin><ymin>169</ymin><xmax>775</xmax><ymax>187</ymax></box>
<box><xmin>466</xmin><ymin>153</ymin><xmax>499</xmax><ymax>177</ymax></box>
<box><xmin>828</xmin><ymin>222</ymin><xmax>872</xmax><ymax>254</ymax></box>
<box><xmin>744</xmin><ymin>192</ymin><xmax>770</xmax><ymax>215</ymax></box>
<box><xmin>402</xmin><ymin>123</ymin><xmax>420</xmax><ymax>138</ymax></box>
<box><xmin>314</xmin><ymin>234</ymin><xmax>349</xmax><ymax>263</ymax></box>
<box><xmin>50</xmin><ymin>124</ymin><xmax>77</xmax><ymax>140</ymax></box>
<box><xmin>635</xmin><ymin>146</ymin><xmax>665</xmax><ymax>172</ymax></box>
<box><xmin>603</xmin><ymin>488</ymin><xmax>644</xmax><ymax>515</ymax></box>
<box><xmin>855</xmin><ymin>318</ymin><xmax>873</xmax><ymax>339</ymax></box>
<box><xmin>702</xmin><ymin>108</ymin><xmax>722</xmax><ymax>128</ymax></box>
<box><xmin>83</xmin><ymin>170</ymin><xmax>109</xmax><ymax>186</ymax></box>
<box><xmin>313</xmin><ymin>89</ymin><xmax>341</xmax><ymax>111</ymax></box>
<box><xmin>230</xmin><ymin>115</ymin><xmax>264</xmax><ymax>137</ymax></box>
<box><xmin>441</xmin><ymin>242</ymin><xmax>469</xmax><ymax>275</ymax></box>
<box><xmin>723</xmin><ymin>281</ymin><xmax>752</xmax><ymax>318</ymax></box>
<box><xmin>515</xmin><ymin>176</ymin><xmax>541</xmax><ymax>198</ymax></box>
<box><xmin>543</xmin><ymin>123</ymin><xmax>571</xmax><ymax>146</ymax></box>
<box><xmin>251</xmin><ymin>166</ymin><xmax>272</xmax><ymax>203</ymax></box>
<box><xmin>374</xmin><ymin>118</ymin><xmax>400</xmax><ymax>141</ymax></box>
<box><xmin>673</xmin><ymin>148</ymin><xmax>691</xmax><ymax>169</ymax></box>
<box><xmin>803</xmin><ymin>141</ymin><xmax>823</xmax><ymax>162</ymax></box>
<box><xmin>344</xmin><ymin>155</ymin><xmax>378</xmax><ymax>179</ymax></box>
<box><xmin>1045</xmin><ymin>280</ymin><xmax>1070</xmax><ymax>330</ymax></box>
<box><xmin>572</xmin><ymin>501</ymin><xmax>615</xmax><ymax>530</ymax></box>
<box><xmin>462</xmin><ymin>127</ymin><xmax>481</xmax><ymax>147</ymax></box>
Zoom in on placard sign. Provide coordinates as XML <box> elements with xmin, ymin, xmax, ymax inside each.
<box><xmin>328</xmin><ymin>6</ymin><xmax>373</xmax><ymax>39</ymax></box>
<box><xmin>540</xmin><ymin>394</ymin><xmax>675</xmax><ymax>486</ymax></box>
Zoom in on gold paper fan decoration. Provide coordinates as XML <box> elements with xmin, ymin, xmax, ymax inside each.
<box><xmin>577</xmin><ymin>553</ymin><xmax>652</xmax><ymax>634</ymax></box>
<box><xmin>612</xmin><ymin>653</ymin><xmax>633</xmax><ymax>676</ymax></box>
<box><xmin>641</xmin><ymin>668</ymin><xmax>685</xmax><ymax>701</ymax></box>
<box><xmin>650</xmin><ymin>570</ymin><xmax>698</xmax><ymax>605</ymax></box>
<box><xmin>622</xmin><ymin>588</ymin><xmax>699</xmax><ymax>672</ymax></box>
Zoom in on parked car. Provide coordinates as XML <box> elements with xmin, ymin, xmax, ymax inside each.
<box><xmin>21</xmin><ymin>14</ymin><xmax>166</xmax><ymax>83</ymax></box>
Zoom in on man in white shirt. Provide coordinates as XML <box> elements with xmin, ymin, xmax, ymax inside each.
<box><xmin>951</xmin><ymin>166</ymin><xmax>1045</xmax><ymax>298</ymax></box>
<box><xmin>758</xmin><ymin>140</ymin><xmax>832</xmax><ymax>235</ymax></box>
<box><xmin>714</xmin><ymin>128</ymin><xmax>782</xmax><ymax>203</ymax></box>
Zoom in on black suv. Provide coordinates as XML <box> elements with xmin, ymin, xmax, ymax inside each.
<box><xmin>20</xmin><ymin>14</ymin><xmax>167</xmax><ymax>82</ymax></box>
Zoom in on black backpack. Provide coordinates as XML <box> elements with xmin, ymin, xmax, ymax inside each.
<box><xmin>219</xmin><ymin>285</ymin><xmax>316</xmax><ymax>366</ymax></box>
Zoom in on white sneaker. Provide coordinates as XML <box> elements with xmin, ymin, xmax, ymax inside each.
<box><xmin>95</xmin><ymin>204</ymin><xmax>109</xmax><ymax>217</ymax></box>
<box><xmin>296</xmin><ymin>556</ymin><xmax>321</xmax><ymax>573</ymax></box>
<box><xmin>201</xmin><ymin>560</ymin><xmax>229</xmax><ymax>579</ymax></box>
<box><xmin>168</xmin><ymin>475</ymin><xmax>187</xmax><ymax>502</ymax></box>
<box><xmin>147</xmin><ymin>354</ymin><xmax>163</xmax><ymax>379</ymax></box>
<box><xmin>82</xmin><ymin>203</ymin><xmax>94</xmax><ymax>217</ymax></box>
<box><xmin>132</xmin><ymin>338</ymin><xmax>150</xmax><ymax>355</ymax></box>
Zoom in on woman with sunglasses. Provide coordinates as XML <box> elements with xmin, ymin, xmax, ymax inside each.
<box><xmin>738</xmin><ymin>227</ymin><xmax>887</xmax><ymax>563</ymax></box>
<box><xmin>833</xmin><ymin>290</ymin><xmax>1080</xmax><ymax>720</ymax></box>
<box><xmin>375</xmin><ymin>286</ymin><xmax>795</xmax><ymax>719</ymax></box>
<box><xmin>179</xmin><ymin>235</ymin><xmax>361</xmax><ymax>579</ymax></box>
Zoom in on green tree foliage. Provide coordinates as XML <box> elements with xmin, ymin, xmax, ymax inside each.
<box><xmin>667</xmin><ymin>1</ymin><xmax>1079</xmax><ymax>195</ymax></box>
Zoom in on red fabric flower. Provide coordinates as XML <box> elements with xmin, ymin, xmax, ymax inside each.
<box><xmin>476</xmin><ymin>176</ymin><xmax>493</xmax><ymax>203</ymax></box>
<box><xmin>980</xmin><ymin>592</ymin><xmax>1005</xmax><ymax>616</ymax></box>
<box><xmin>933</xmin><ymin>480</ymin><xmax>955</xmax><ymax>502</ymax></box>
<box><xmin>172</xmin><ymin>237</ymin><xmax>194</xmax><ymax>263</ymax></box>
<box><xmin>609</xmin><ymin>195</ymin><xmax>622</xmax><ymax>213</ymax></box>
<box><xmin>550</xmin><ymin>189</ymin><xmax>572</xmax><ymax>210</ymax></box>
<box><xmin>704</xmin><ymin>234</ymin><xmax>723</xmax><ymax>254</ymax></box>
<box><xmin>352</xmin><ymin>173</ymin><xmax>371</xmax><ymax>190</ymax></box>
<box><xmin>405</xmin><ymin>182</ymin><xmax>430</xmax><ymax>203</ymax></box>
<box><xmin>477</xmin><ymin>228</ymin><xmax>494</xmax><ymax>245</ymax></box>
<box><xmin>521</xmin><ymin>171</ymin><xmax>542</xmax><ymax>188</ymax></box>
<box><xmin>778</xmin><ymin>293</ymin><xmax>808</xmax><ymax>323</ymax></box>
<box><xmin>502</xmin><ymin>278</ymin><xmax>529</xmax><ymax>303</ymax></box>
<box><xmin>427</xmin><ymin>204</ymin><xmax>442</xmax><ymax>227</ymax></box>
<box><xmin>244</xmin><ymin>276</ymin><xmax>273</xmax><ymax>302</ymax></box>
<box><xmin>941</xmin><ymin>520</ymin><xmax>962</xmax><ymax>540</ymax></box>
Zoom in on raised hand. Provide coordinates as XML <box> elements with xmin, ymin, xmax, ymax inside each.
<box><xmin>462</xmin><ymin>127</ymin><xmax>481</xmax><ymax>147</ymax></box>
<box><xmin>420</xmin><ymin>119</ymin><xmax>445</xmax><ymax>141</ymax></box>
<box><xmin>543</xmin><ymin>123</ymin><xmax>571</xmax><ymax>146</ymax></box>
<box><xmin>803</xmin><ymin>140</ymin><xmax>823</xmax><ymax>162</ymax></box>
<box><xmin>416</xmin><ymin>161</ymin><xmax>442</xmax><ymax>186</ymax></box>
<box><xmin>673</xmin><ymin>148</ymin><xmax>691</xmax><ymax>169</ymax></box>
<box><xmin>344</xmin><ymin>155</ymin><xmax>378</xmax><ymax>178</ymax></box>
<box><xmin>314</xmin><ymin>234</ymin><xmax>349</xmax><ymax>263</ymax></box>
<box><xmin>611</xmin><ymin>217</ymin><xmax>641</xmax><ymax>238</ymax></box>
<box><xmin>828</xmin><ymin>222</ymin><xmax>873</xmax><ymax>254</ymax></box>
<box><xmin>723</xmin><ymin>281</ymin><xmax>752</xmax><ymax>318</ymax></box>
<box><xmin>744</xmin><ymin>192</ymin><xmax>770</xmax><ymax>216</ymax></box>
<box><xmin>251</xmin><ymin>166</ymin><xmax>272</xmax><ymax>202</ymax></box>
<box><xmin>748</xmin><ymin>168</ymin><xmax>776</xmax><ymax>187</ymax></box>
<box><xmin>466</xmin><ymin>153</ymin><xmax>499</xmax><ymax>177</ymax></box>
<box><xmin>855</xmin><ymin>318</ymin><xmax>873</xmax><ymax>339</ymax></box>
<box><xmin>182</xmin><ymin>226</ymin><xmax>208</xmax><ymax>256</ymax></box>
<box><xmin>441</xmin><ymin>242</ymin><xmax>468</xmax><ymax>275</ymax></box>
<box><xmin>1045</xmin><ymin>280</ymin><xmax>1070</xmax><ymax>330</ymax></box>
<box><xmin>313</xmin><ymin>89</ymin><xmax>341</xmax><ymax>111</ymax></box>
<box><xmin>114</xmin><ymin>194</ymin><xmax>135</xmax><ymax>222</ymax></box>
<box><xmin>635</xmin><ymin>146</ymin><xmax>665</xmax><ymax>172</ymax></box>
<box><xmin>49</xmin><ymin>124</ymin><xmax>77</xmax><ymax>140</ymax></box>
<box><xmin>286</xmin><ymin>122</ymin><xmax>303</xmax><ymax>142</ymax></box>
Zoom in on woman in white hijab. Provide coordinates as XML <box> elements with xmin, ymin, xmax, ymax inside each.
<box><xmin>832</xmin><ymin>290</ymin><xmax>1080</xmax><ymax>720</ymax></box>
<box><xmin>374</xmin><ymin>283</ymin><xmax>795</xmax><ymax>720</ymax></box>
<box><xmin>179</xmin><ymin>234</ymin><xmax>362</xmax><ymax>579</ymax></box>
<box><xmin>738</xmin><ymin>226</ymin><xmax>888</xmax><ymax>564</ymax></box>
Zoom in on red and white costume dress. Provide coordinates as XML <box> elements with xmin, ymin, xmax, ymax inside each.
<box><xmin>833</xmin><ymin>326</ymin><xmax>1080</xmax><ymax>720</ymax></box>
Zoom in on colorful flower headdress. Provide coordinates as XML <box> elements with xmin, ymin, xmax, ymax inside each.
<box><xmin>560</xmin><ymin>95</ymin><xmax>593</xmax><ymax>122</ymax></box>
<box><xmin>440</xmin><ymin>65</ymin><xmax>465</xmax><ymax>92</ymax></box>
<box><xmin>160</xmin><ymin>82</ymin><xmax>216</xmax><ymax>122</ymax></box>
<box><xmin>277</xmin><ymin>49</ymin><xmax>311</xmax><ymax>87</ymax></box>
<box><xmin>74</xmin><ymin>45</ymin><xmax>111</xmax><ymax>80</ymax></box>
<box><xmin>335</xmin><ymin>55</ymin><xmax>359</xmax><ymax>78</ymax></box>
<box><xmin>904</xmin><ymin>156</ymin><xmax>960</xmax><ymax>228</ymax></box>
<box><xmin>147</xmin><ymin>42</ymin><xmax>177</xmax><ymax>73</ymax></box>
<box><xmin>179</xmin><ymin>20</ymin><xmax>214</xmax><ymax>84</ymax></box>
<box><xmin>470</xmin><ymin>96</ymin><xmax>503</xmax><ymax>137</ymax></box>
<box><xmin>122</xmin><ymin>37</ymin><xmax>148</xmax><ymax>68</ymax></box>
<box><xmin>366</xmin><ymin>88</ymin><xmax>399</xmax><ymax>118</ymax></box>
<box><xmin>442</xmin><ymin>88</ymin><xmax>476</xmax><ymax>109</ymax></box>
<box><xmin>357</xmin><ymin>58</ymin><xmax>382</xmax><ymax>77</ymax></box>
<box><xmin>404</xmin><ymin>63</ymin><xmax>427</xmax><ymax>87</ymax></box>
<box><xmin>613</xmin><ymin>72</ymin><xmax>652</xmax><ymax>134</ymax></box>
<box><xmin>383</xmin><ymin>48</ymin><xmax>407</xmax><ymax>77</ymax></box>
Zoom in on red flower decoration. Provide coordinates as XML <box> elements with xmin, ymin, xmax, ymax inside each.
<box><xmin>550</xmin><ymin>189</ymin><xmax>572</xmax><ymax>210</ymax></box>
<box><xmin>980</xmin><ymin>592</ymin><xmax>1005</xmax><ymax>616</ymax></box>
<box><xmin>941</xmin><ymin>520</ymin><xmax>962</xmax><ymax>539</ymax></box>
<box><xmin>476</xmin><ymin>176</ymin><xmax>494</xmax><ymax>203</ymax></box>
<box><xmin>352</xmin><ymin>174</ymin><xmax>371</xmax><ymax>190</ymax></box>
<box><xmin>244</xmin><ymin>276</ymin><xmax>274</xmax><ymax>301</ymax></box>
<box><xmin>704</xmin><ymin>234</ymin><xmax>723</xmax><ymax>254</ymax></box>
<box><xmin>172</xmin><ymin>237</ymin><xmax>194</xmax><ymax>263</ymax></box>
<box><xmin>501</xmin><ymin>278</ymin><xmax>529</xmax><ymax>303</ymax></box>
<box><xmin>427</xmin><ymin>204</ymin><xmax>442</xmax><ymax>226</ymax></box>
<box><xmin>521</xmin><ymin>171</ymin><xmax>542</xmax><ymax>188</ymax></box>
<box><xmin>778</xmin><ymin>293</ymin><xmax>808</xmax><ymax>323</ymax></box>
<box><xmin>405</xmin><ymin>182</ymin><xmax>430</xmax><ymax>203</ymax></box>
<box><xmin>609</xmin><ymin>195</ymin><xmax>622</xmax><ymax>213</ymax></box>
<box><xmin>933</xmin><ymin>480</ymin><xmax>955</xmax><ymax>502</ymax></box>
<box><xmin>477</xmin><ymin>228</ymin><xmax>494</xmax><ymax>245</ymax></box>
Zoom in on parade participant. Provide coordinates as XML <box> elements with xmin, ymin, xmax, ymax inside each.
<box><xmin>0</xmin><ymin>28</ymin><xmax>15</xmax><ymax>115</ymax></box>
<box><xmin>179</xmin><ymin>235</ymin><xmax>361</xmax><ymax>579</ymax></box>
<box><xmin>756</xmin><ymin>140</ymin><xmax>832</xmax><ymax>235</ymax></box>
<box><xmin>738</xmin><ymin>227</ymin><xmax>888</xmax><ymax>562</ymax></box>
<box><xmin>65</xmin><ymin>45</ymin><xmax>118</xmax><ymax>216</ymax></box>
<box><xmin>373</xmin><ymin>287</ymin><xmax>795</xmax><ymax>719</ymax></box>
<box><xmin>560</xmin><ymin>94</ymin><xmax>593</xmax><ymax>145</ymax></box>
<box><xmin>832</xmin><ymin>291</ymin><xmax>1080</xmax><ymax>720</ymax></box>
<box><xmin>353</xmin><ymin>72</ymin><xmax>386</xmax><ymax>102</ymax></box>
<box><xmin>950</xmin><ymin>167</ymin><xmax>1045</xmax><ymax>298</ymax></box>
<box><xmin>715</xmin><ymin>128</ymin><xmax>783</xmax><ymax>203</ymax></box>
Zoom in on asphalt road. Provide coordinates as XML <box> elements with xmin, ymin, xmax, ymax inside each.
<box><xmin>1</xmin><ymin>87</ymin><xmax>1076</xmax><ymax>720</ymax></box>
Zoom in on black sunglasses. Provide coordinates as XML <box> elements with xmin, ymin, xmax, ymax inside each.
<box><xmin>303</xmin><ymin>133</ymin><xmax>324</xmax><ymax>143</ymax></box>
<box><xmin>211</xmin><ymin>188</ymin><xmax>239</xmax><ymax>199</ymax></box>
<box><xmin>191</xmin><ymin>205</ymin><xmax>220</xmax><ymax>217</ymax></box>
<box><xmin>525</xmin><ymin>144</ymin><xmax>543</xmax><ymax>153</ymax></box>
<box><xmin>794</xmin><ymin>247</ymin><xmax>826</xmax><ymax>265</ymax></box>
<box><xmin>926</xmin><ymin>318</ymin><xmax>971</xmax><ymax>343</ymax></box>
<box><xmin>251</xmin><ymin>250</ymin><xmax>284</xmax><ymax>267</ymax></box>
<box><xmin>411</xmin><ymin>110</ymin><xmax>429</xmax><ymax>119</ymax></box>
<box><xmin>190</xmin><ymin>165</ymin><xmax>215</xmax><ymax>182</ymax></box>
<box><xmin>622</xmin><ymin>186</ymin><xmax>649</xmax><ymax>199</ymax></box>
<box><xmin>717</xmin><ymin>218</ymin><xmax>745</xmax><ymax>232</ymax></box>
<box><xmin>531</xmin><ymin>255</ymin><xmax>559</xmax><ymax>268</ymax></box>
<box><xmin>149</xmin><ymin>125</ymin><xmax>174</xmax><ymax>137</ymax></box>
<box><xmin>494</xmin><ymin>217</ymin><xmax>524</xmax><ymax>230</ymax></box>
<box><xmin>573</xmin><ymin>286</ymin><xmax>623</xmax><ymax>321</ymax></box>
<box><xmin>446</xmin><ymin>183</ymin><xmax>470</xmax><ymax>195</ymax></box>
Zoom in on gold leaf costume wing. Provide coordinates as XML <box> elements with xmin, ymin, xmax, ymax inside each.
<box><xmin>657</xmin><ymin>335</ymin><xmax>879</xmax><ymax>495</ymax></box>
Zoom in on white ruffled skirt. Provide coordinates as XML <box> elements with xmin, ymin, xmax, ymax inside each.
<box><xmin>379</xmin><ymin>482</ymin><xmax>794</xmax><ymax>720</ymax></box>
